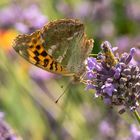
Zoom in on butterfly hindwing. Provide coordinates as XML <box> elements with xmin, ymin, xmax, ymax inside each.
<box><xmin>40</xmin><ymin>19</ymin><xmax>93</xmax><ymax>75</ymax></box>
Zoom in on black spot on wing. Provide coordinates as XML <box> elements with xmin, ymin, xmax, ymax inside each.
<box><xmin>34</xmin><ymin>56</ymin><xmax>40</xmax><ymax>63</ymax></box>
<box><xmin>41</xmin><ymin>51</ymin><xmax>48</xmax><ymax>57</ymax></box>
<box><xmin>34</xmin><ymin>50</ymin><xmax>39</xmax><ymax>56</ymax></box>
<box><xmin>50</xmin><ymin>61</ymin><xmax>54</xmax><ymax>70</ymax></box>
<box><xmin>54</xmin><ymin>62</ymin><xmax>58</xmax><ymax>71</ymax></box>
<box><xmin>36</xmin><ymin>45</ymin><xmax>41</xmax><ymax>50</ymax></box>
<box><xmin>29</xmin><ymin>45</ymin><xmax>33</xmax><ymax>49</ymax></box>
<box><xmin>44</xmin><ymin>59</ymin><xmax>49</xmax><ymax>67</ymax></box>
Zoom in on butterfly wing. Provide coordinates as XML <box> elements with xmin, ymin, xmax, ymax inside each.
<box><xmin>12</xmin><ymin>19</ymin><xmax>93</xmax><ymax>76</ymax></box>
<box><xmin>12</xmin><ymin>31</ymin><xmax>72</xmax><ymax>75</ymax></box>
<box><xmin>41</xmin><ymin>19</ymin><xmax>94</xmax><ymax>76</ymax></box>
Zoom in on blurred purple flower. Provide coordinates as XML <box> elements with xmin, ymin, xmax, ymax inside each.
<box><xmin>0</xmin><ymin>4</ymin><xmax>48</xmax><ymax>33</ymax></box>
<box><xmin>116</xmin><ymin>36</ymin><xmax>140</xmax><ymax>66</ymax></box>
<box><xmin>127</xmin><ymin>1</ymin><xmax>140</xmax><ymax>21</ymax></box>
<box><xmin>99</xmin><ymin>120</ymin><xmax>114</xmax><ymax>138</ymax></box>
<box><xmin>84</xmin><ymin>41</ymin><xmax>140</xmax><ymax>113</ymax></box>
<box><xmin>14</xmin><ymin>22</ymin><xmax>29</xmax><ymax>33</ymax></box>
<box><xmin>29</xmin><ymin>67</ymin><xmax>60</xmax><ymax>96</ymax></box>
<box><xmin>116</xmin><ymin>36</ymin><xmax>130</xmax><ymax>53</ymax></box>
<box><xmin>127</xmin><ymin>124</ymin><xmax>140</xmax><ymax>140</ymax></box>
<box><xmin>0</xmin><ymin>112</ymin><xmax>4</xmax><ymax>120</ymax></box>
<box><xmin>56</xmin><ymin>2</ymin><xmax>73</xmax><ymax>17</ymax></box>
<box><xmin>73</xmin><ymin>1</ymin><xmax>93</xmax><ymax>18</ymax></box>
<box><xmin>56</xmin><ymin>0</ymin><xmax>112</xmax><ymax>21</ymax></box>
<box><xmin>21</xmin><ymin>5</ymin><xmax>47</xmax><ymax>29</ymax></box>
<box><xmin>0</xmin><ymin>112</ymin><xmax>22</xmax><ymax>140</ymax></box>
<box><xmin>91</xmin><ymin>0</ymin><xmax>112</xmax><ymax>20</ymax></box>
<box><xmin>0</xmin><ymin>5</ymin><xmax>21</xmax><ymax>28</ymax></box>
<box><xmin>29</xmin><ymin>66</ymin><xmax>56</xmax><ymax>81</ymax></box>
<box><xmin>100</xmin><ymin>21</ymin><xmax>115</xmax><ymax>38</ymax></box>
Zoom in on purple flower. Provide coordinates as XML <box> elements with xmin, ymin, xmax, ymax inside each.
<box><xmin>29</xmin><ymin>66</ymin><xmax>57</xmax><ymax>81</ymax></box>
<box><xmin>84</xmin><ymin>41</ymin><xmax>140</xmax><ymax>113</ymax></box>
<box><xmin>116</xmin><ymin>36</ymin><xmax>140</xmax><ymax>67</ymax></box>
<box><xmin>0</xmin><ymin>5</ymin><xmax>21</xmax><ymax>28</ymax></box>
<box><xmin>14</xmin><ymin>22</ymin><xmax>29</xmax><ymax>33</ymax></box>
<box><xmin>86</xmin><ymin>57</ymin><xmax>101</xmax><ymax>71</ymax></box>
<box><xmin>85</xmin><ymin>83</ymin><xmax>96</xmax><ymax>91</ymax></box>
<box><xmin>21</xmin><ymin>5</ymin><xmax>47</xmax><ymax>29</ymax></box>
<box><xmin>0</xmin><ymin>4</ymin><xmax>48</xmax><ymax>33</ymax></box>
<box><xmin>86</xmin><ymin>71</ymin><xmax>97</xmax><ymax>79</ymax></box>
<box><xmin>102</xmin><ymin>83</ymin><xmax>115</xmax><ymax>96</ymax></box>
<box><xmin>0</xmin><ymin>113</ymin><xmax>22</xmax><ymax>140</ymax></box>
<box><xmin>128</xmin><ymin>125</ymin><xmax>140</xmax><ymax>140</ymax></box>
<box><xmin>73</xmin><ymin>1</ymin><xmax>92</xmax><ymax>18</ymax></box>
<box><xmin>114</xmin><ymin>66</ymin><xmax>121</xmax><ymax>79</ymax></box>
<box><xmin>56</xmin><ymin>2</ymin><xmax>73</xmax><ymax>17</ymax></box>
<box><xmin>99</xmin><ymin>120</ymin><xmax>114</xmax><ymax>137</ymax></box>
<box><xmin>126</xmin><ymin>2</ymin><xmax>140</xmax><ymax>21</ymax></box>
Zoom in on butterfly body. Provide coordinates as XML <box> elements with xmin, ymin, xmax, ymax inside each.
<box><xmin>13</xmin><ymin>19</ymin><xmax>94</xmax><ymax>77</ymax></box>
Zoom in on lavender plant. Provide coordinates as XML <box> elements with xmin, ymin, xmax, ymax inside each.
<box><xmin>0</xmin><ymin>112</ymin><xmax>22</xmax><ymax>140</ymax></box>
<box><xmin>84</xmin><ymin>41</ymin><xmax>140</xmax><ymax>123</ymax></box>
<box><xmin>0</xmin><ymin>4</ymin><xmax>47</xmax><ymax>33</ymax></box>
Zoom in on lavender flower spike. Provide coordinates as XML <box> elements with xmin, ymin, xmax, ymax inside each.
<box><xmin>84</xmin><ymin>41</ymin><xmax>140</xmax><ymax>113</ymax></box>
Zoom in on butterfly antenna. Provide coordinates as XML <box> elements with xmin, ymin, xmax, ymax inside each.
<box><xmin>55</xmin><ymin>82</ymin><xmax>71</xmax><ymax>103</ymax></box>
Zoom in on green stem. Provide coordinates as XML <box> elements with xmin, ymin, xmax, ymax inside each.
<box><xmin>133</xmin><ymin>109</ymin><xmax>140</xmax><ymax>125</ymax></box>
<box><xmin>89</xmin><ymin>54</ymin><xmax>98</xmax><ymax>57</ymax></box>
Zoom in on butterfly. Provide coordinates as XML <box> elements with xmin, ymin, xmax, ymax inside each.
<box><xmin>12</xmin><ymin>19</ymin><xmax>94</xmax><ymax>80</ymax></box>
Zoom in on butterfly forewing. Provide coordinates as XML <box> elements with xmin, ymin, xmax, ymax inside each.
<box><xmin>13</xmin><ymin>31</ymin><xmax>70</xmax><ymax>75</ymax></box>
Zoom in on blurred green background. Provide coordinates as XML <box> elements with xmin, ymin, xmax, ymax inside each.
<box><xmin>0</xmin><ymin>0</ymin><xmax>140</xmax><ymax>140</ymax></box>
